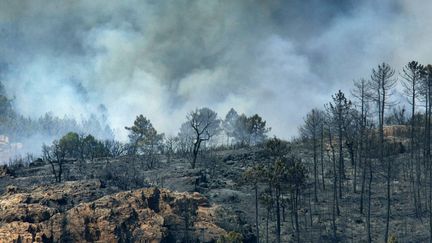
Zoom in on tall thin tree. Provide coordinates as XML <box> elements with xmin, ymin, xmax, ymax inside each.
<box><xmin>328</xmin><ymin>90</ymin><xmax>352</xmax><ymax>199</ymax></box>
<box><xmin>401</xmin><ymin>61</ymin><xmax>425</xmax><ymax>217</ymax></box>
<box><xmin>351</xmin><ymin>79</ymin><xmax>371</xmax><ymax>214</ymax></box>
<box><xmin>370</xmin><ymin>63</ymin><xmax>397</xmax><ymax>243</ymax></box>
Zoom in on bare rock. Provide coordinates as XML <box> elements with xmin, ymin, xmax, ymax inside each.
<box><xmin>0</xmin><ymin>180</ymin><xmax>231</xmax><ymax>242</ymax></box>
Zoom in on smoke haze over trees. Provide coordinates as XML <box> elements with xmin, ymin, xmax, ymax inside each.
<box><xmin>1</xmin><ymin>0</ymin><xmax>432</xmax><ymax>142</ymax></box>
<box><xmin>3</xmin><ymin>2</ymin><xmax>432</xmax><ymax>241</ymax></box>
<box><xmin>0</xmin><ymin>81</ymin><xmax>114</xmax><ymax>162</ymax></box>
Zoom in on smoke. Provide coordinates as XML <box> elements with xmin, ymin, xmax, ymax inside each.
<box><xmin>0</xmin><ymin>0</ymin><xmax>430</xmax><ymax>141</ymax></box>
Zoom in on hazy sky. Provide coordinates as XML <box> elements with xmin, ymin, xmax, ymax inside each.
<box><xmin>1</xmin><ymin>0</ymin><xmax>431</xmax><ymax>140</ymax></box>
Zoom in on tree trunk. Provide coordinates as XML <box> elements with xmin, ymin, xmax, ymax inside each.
<box><xmin>360</xmin><ymin>156</ymin><xmax>367</xmax><ymax>215</ymax></box>
<box><xmin>329</xmin><ymin>128</ymin><xmax>340</xmax><ymax>216</ymax></box>
<box><xmin>410</xmin><ymin>83</ymin><xmax>420</xmax><ymax>217</ymax></box>
<box><xmin>348</xmin><ymin>144</ymin><xmax>357</xmax><ymax>193</ymax></box>
<box><xmin>428</xmin><ymin>75</ymin><xmax>432</xmax><ymax>242</ymax></box>
<box><xmin>338</xmin><ymin>116</ymin><xmax>344</xmax><ymax>199</ymax></box>
<box><xmin>294</xmin><ymin>189</ymin><xmax>300</xmax><ymax>243</ymax></box>
<box><xmin>49</xmin><ymin>161</ymin><xmax>58</xmax><ymax>182</ymax></box>
<box><xmin>255</xmin><ymin>185</ymin><xmax>260</xmax><ymax>243</ymax></box>
<box><xmin>308</xmin><ymin>190</ymin><xmax>313</xmax><ymax>228</ymax></box>
<box><xmin>367</xmin><ymin>155</ymin><xmax>372</xmax><ymax>243</ymax></box>
<box><xmin>276</xmin><ymin>187</ymin><xmax>281</xmax><ymax>243</ymax></box>
<box><xmin>385</xmin><ymin>157</ymin><xmax>391</xmax><ymax>243</ymax></box>
<box><xmin>328</xmin><ymin>125</ymin><xmax>338</xmax><ymax>241</ymax></box>
<box><xmin>381</xmin><ymin>78</ymin><xmax>391</xmax><ymax>243</ymax></box>
<box><xmin>429</xmin><ymin>153</ymin><xmax>432</xmax><ymax>242</ymax></box>
<box><xmin>191</xmin><ymin>140</ymin><xmax>201</xmax><ymax>169</ymax></box>
<box><xmin>58</xmin><ymin>162</ymin><xmax>62</xmax><ymax>182</ymax></box>
<box><xmin>321</xmin><ymin>124</ymin><xmax>325</xmax><ymax>190</ymax></box>
<box><xmin>359</xmin><ymin>113</ymin><xmax>366</xmax><ymax>214</ymax></box>
<box><xmin>313</xmin><ymin>129</ymin><xmax>318</xmax><ymax>202</ymax></box>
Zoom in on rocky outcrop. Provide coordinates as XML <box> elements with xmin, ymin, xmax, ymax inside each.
<box><xmin>0</xmin><ymin>180</ymin><xmax>234</xmax><ymax>242</ymax></box>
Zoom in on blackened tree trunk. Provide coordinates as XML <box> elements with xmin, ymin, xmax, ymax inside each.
<box><xmin>370</xmin><ymin>63</ymin><xmax>396</xmax><ymax>243</ymax></box>
<box><xmin>356</xmin><ymin>79</ymin><xmax>368</xmax><ymax>214</ymax></box>
<box><xmin>425</xmin><ymin>65</ymin><xmax>432</xmax><ymax>241</ymax></box>
<box><xmin>321</xmin><ymin>123</ymin><xmax>326</xmax><ymax>190</ymax></box>
<box><xmin>327</xmin><ymin>122</ymin><xmax>339</xmax><ymax>240</ymax></box>
<box><xmin>338</xmin><ymin>112</ymin><xmax>344</xmax><ymax>199</ymax></box>
<box><xmin>255</xmin><ymin>185</ymin><xmax>260</xmax><ymax>243</ymax></box>
<box><xmin>313</xmin><ymin>128</ymin><xmax>318</xmax><ymax>202</ymax></box>
<box><xmin>276</xmin><ymin>186</ymin><xmax>281</xmax><ymax>243</ymax></box>
<box><xmin>401</xmin><ymin>61</ymin><xmax>425</xmax><ymax>217</ymax></box>
<box><xmin>294</xmin><ymin>188</ymin><xmax>300</xmax><ymax>243</ymax></box>
<box><xmin>367</xmin><ymin>154</ymin><xmax>373</xmax><ymax>243</ymax></box>
<box><xmin>346</xmin><ymin>142</ymin><xmax>356</xmax><ymax>193</ymax></box>
<box><xmin>328</xmin><ymin>91</ymin><xmax>352</xmax><ymax>200</ymax></box>
<box><xmin>191</xmin><ymin>138</ymin><xmax>201</xmax><ymax>169</ymax></box>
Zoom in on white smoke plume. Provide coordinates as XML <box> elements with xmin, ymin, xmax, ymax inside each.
<box><xmin>0</xmin><ymin>0</ymin><xmax>431</xmax><ymax>142</ymax></box>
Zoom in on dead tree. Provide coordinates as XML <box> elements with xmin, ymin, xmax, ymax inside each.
<box><xmin>325</xmin><ymin>116</ymin><xmax>339</xmax><ymax>240</ymax></box>
<box><xmin>187</xmin><ymin>107</ymin><xmax>220</xmax><ymax>169</ymax></box>
<box><xmin>401</xmin><ymin>61</ymin><xmax>425</xmax><ymax>217</ymax></box>
<box><xmin>352</xmin><ymin>79</ymin><xmax>372</xmax><ymax>214</ymax></box>
<box><xmin>242</xmin><ymin>165</ymin><xmax>264</xmax><ymax>243</ymax></box>
<box><xmin>320</xmin><ymin>122</ymin><xmax>326</xmax><ymax>190</ymax></box>
<box><xmin>328</xmin><ymin>90</ymin><xmax>352</xmax><ymax>199</ymax></box>
<box><xmin>42</xmin><ymin>140</ymin><xmax>66</xmax><ymax>183</ymax></box>
<box><xmin>366</xmin><ymin>122</ymin><xmax>375</xmax><ymax>243</ymax></box>
<box><xmin>370</xmin><ymin>63</ymin><xmax>397</xmax><ymax>243</ymax></box>
<box><xmin>424</xmin><ymin>65</ymin><xmax>432</xmax><ymax>242</ymax></box>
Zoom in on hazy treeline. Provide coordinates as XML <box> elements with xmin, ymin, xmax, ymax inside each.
<box><xmin>0</xmin><ymin>81</ymin><xmax>114</xmax><ymax>145</ymax></box>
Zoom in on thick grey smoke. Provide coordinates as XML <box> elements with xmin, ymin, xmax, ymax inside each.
<box><xmin>0</xmin><ymin>0</ymin><xmax>430</xmax><ymax>140</ymax></box>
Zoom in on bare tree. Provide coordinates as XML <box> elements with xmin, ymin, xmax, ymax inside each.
<box><xmin>242</xmin><ymin>165</ymin><xmax>264</xmax><ymax>243</ymax></box>
<box><xmin>343</xmin><ymin>108</ymin><xmax>360</xmax><ymax>193</ymax></box>
<box><xmin>42</xmin><ymin>140</ymin><xmax>66</xmax><ymax>182</ymax></box>
<box><xmin>366</xmin><ymin>122</ymin><xmax>375</xmax><ymax>243</ymax></box>
<box><xmin>187</xmin><ymin>107</ymin><xmax>220</xmax><ymax>169</ymax></box>
<box><xmin>424</xmin><ymin>65</ymin><xmax>432</xmax><ymax>241</ymax></box>
<box><xmin>369</xmin><ymin>62</ymin><xmax>397</xmax><ymax>243</ymax></box>
<box><xmin>351</xmin><ymin>79</ymin><xmax>372</xmax><ymax>214</ymax></box>
<box><xmin>323</xmin><ymin>110</ymin><xmax>339</xmax><ymax>240</ymax></box>
<box><xmin>401</xmin><ymin>61</ymin><xmax>425</xmax><ymax>217</ymax></box>
<box><xmin>320</xmin><ymin>122</ymin><xmax>325</xmax><ymax>190</ymax></box>
<box><xmin>328</xmin><ymin>90</ymin><xmax>352</xmax><ymax>199</ymax></box>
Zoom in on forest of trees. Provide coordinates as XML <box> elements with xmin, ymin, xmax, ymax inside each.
<box><xmin>6</xmin><ymin>61</ymin><xmax>432</xmax><ymax>242</ymax></box>
<box><xmin>293</xmin><ymin>61</ymin><xmax>432</xmax><ymax>242</ymax></box>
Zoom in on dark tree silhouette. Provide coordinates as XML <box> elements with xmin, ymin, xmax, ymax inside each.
<box><xmin>328</xmin><ymin>90</ymin><xmax>352</xmax><ymax>199</ymax></box>
<box><xmin>370</xmin><ymin>63</ymin><xmax>397</xmax><ymax>243</ymax></box>
<box><xmin>187</xmin><ymin>107</ymin><xmax>220</xmax><ymax>169</ymax></box>
<box><xmin>401</xmin><ymin>61</ymin><xmax>425</xmax><ymax>217</ymax></box>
